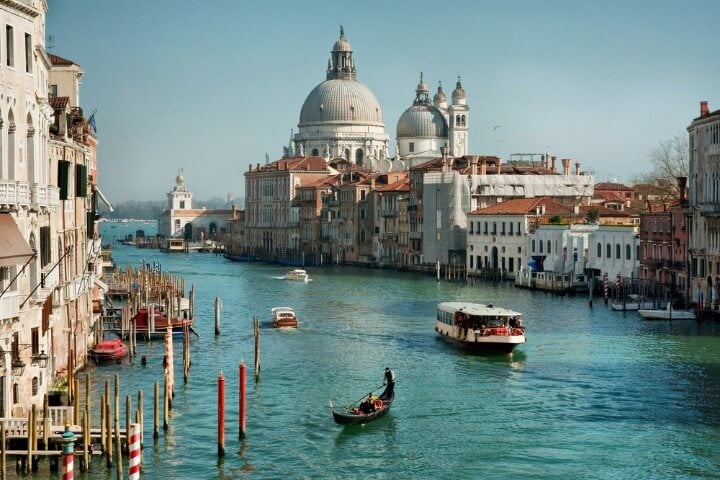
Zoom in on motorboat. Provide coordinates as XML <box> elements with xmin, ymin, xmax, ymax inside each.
<box><xmin>638</xmin><ymin>302</ymin><xmax>696</xmax><ymax>320</ymax></box>
<box><xmin>611</xmin><ymin>294</ymin><xmax>656</xmax><ymax>311</ymax></box>
<box><xmin>283</xmin><ymin>269</ymin><xmax>309</xmax><ymax>282</ymax></box>
<box><xmin>89</xmin><ymin>338</ymin><xmax>128</xmax><ymax>363</ymax></box>
<box><xmin>332</xmin><ymin>384</ymin><xmax>394</xmax><ymax>425</ymax></box>
<box><xmin>436</xmin><ymin>302</ymin><xmax>526</xmax><ymax>353</ymax></box>
<box><xmin>271</xmin><ymin>307</ymin><xmax>298</xmax><ymax>328</ymax></box>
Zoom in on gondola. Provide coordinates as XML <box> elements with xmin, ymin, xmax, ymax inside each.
<box><xmin>332</xmin><ymin>384</ymin><xmax>395</xmax><ymax>425</ymax></box>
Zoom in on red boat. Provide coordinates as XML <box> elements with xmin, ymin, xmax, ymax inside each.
<box><xmin>89</xmin><ymin>338</ymin><xmax>128</xmax><ymax>363</ymax></box>
<box><xmin>132</xmin><ymin>307</ymin><xmax>194</xmax><ymax>338</ymax></box>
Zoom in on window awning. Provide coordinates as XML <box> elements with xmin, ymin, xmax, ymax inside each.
<box><xmin>94</xmin><ymin>278</ymin><xmax>109</xmax><ymax>292</ymax></box>
<box><xmin>0</xmin><ymin>214</ymin><xmax>35</xmax><ymax>267</ymax></box>
<box><xmin>94</xmin><ymin>185</ymin><xmax>114</xmax><ymax>212</ymax></box>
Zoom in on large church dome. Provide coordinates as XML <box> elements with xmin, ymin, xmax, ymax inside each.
<box><xmin>397</xmin><ymin>105</ymin><xmax>447</xmax><ymax>138</ymax></box>
<box><xmin>299</xmin><ymin>79</ymin><xmax>384</xmax><ymax>127</ymax></box>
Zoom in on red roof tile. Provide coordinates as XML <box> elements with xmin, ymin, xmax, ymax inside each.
<box><xmin>50</xmin><ymin>96</ymin><xmax>69</xmax><ymax>109</ymax></box>
<box><xmin>376</xmin><ymin>177</ymin><xmax>410</xmax><ymax>192</ymax></box>
<box><xmin>469</xmin><ymin>197</ymin><xmax>572</xmax><ymax>216</ymax></box>
<box><xmin>48</xmin><ymin>53</ymin><xmax>76</xmax><ymax>66</ymax></box>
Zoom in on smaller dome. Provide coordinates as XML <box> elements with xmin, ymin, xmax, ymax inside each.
<box><xmin>396</xmin><ymin>105</ymin><xmax>448</xmax><ymax>139</ymax></box>
<box><xmin>433</xmin><ymin>83</ymin><xmax>446</xmax><ymax>104</ymax></box>
<box><xmin>333</xmin><ymin>37</ymin><xmax>352</xmax><ymax>52</ymax></box>
<box><xmin>452</xmin><ymin>77</ymin><xmax>466</xmax><ymax>101</ymax></box>
<box><xmin>416</xmin><ymin>72</ymin><xmax>428</xmax><ymax>95</ymax></box>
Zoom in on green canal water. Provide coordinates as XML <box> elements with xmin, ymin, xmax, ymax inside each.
<box><xmin>38</xmin><ymin>222</ymin><xmax>720</xmax><ymax>479</ymax></box>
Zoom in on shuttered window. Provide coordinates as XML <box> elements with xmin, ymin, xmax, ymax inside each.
<box><xmin>58</xmin><ymin>160</ymin><xmax>71</xmax><ymax>200</ymax></box>
<box><xmin>75</xmin><ymin>164</ymin><xmax>88</xmax><ymax>197</ymax></box>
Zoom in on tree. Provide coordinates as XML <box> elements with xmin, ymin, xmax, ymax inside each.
<box><xmin>631</xmin><ymin>133</ymin><xmax>689</xmax><ymax>206</ymax></box>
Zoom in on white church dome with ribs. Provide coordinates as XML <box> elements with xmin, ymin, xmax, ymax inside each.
<box><xmin>396</xmin><ymin>104</ymin><xmax>448</xmax><ymax>138</ymax></box>
<box><xmin>299</xmin><ymin>79</ymin><xmax>384</xmax><ymax>127</ymax></box>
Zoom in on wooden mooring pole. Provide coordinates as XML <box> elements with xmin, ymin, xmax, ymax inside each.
<box><xmin>239</xmin><ymin>361</ymin><xmax>246</xmax><ymax>440</ymax></box>
<box><xmin>153</xmin><ymin>382</ymin><xmax>159</xmax><ymax>440</ymax></box>
<box><xmin>254</xmin><ymin>318</ymin><xmax>261</xmax><ymax>382</ymax></box>
<box><xmin>214</xmin><ymin>296</ymin><xmax>221</xmax><ymax>336</ymax></box>
<box><xmin>217</xmin><ymin>372</ymin><xmax>225</xmax><ymax>457</ymax></box>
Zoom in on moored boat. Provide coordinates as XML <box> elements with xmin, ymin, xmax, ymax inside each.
<box><xmin>271</xmin><ymin>307</ymin><xmax>298</xmax><ymax>328</ymax></box>
<box><xmin>132</xmin><ymin>303</ymin><xmax>194</xmax><ymax>338</ymax></box>
<box><xmin>611</xmin><ymin>294</ymin><xmax>656</xmax><ymax>311</ymax></box>
<box><xmin>332</xmin><ymin>384</ymin><xmax>394</xmax><ymax>425</ymax></box>
<box><xmin>638</xmin><ymin>302</ymin><xmax>696</xmax><ymax>320</ymax></box>
<box><xmin>283</xmin><ymin>269</ymin><xmax>309</xmax><ymax>282</ymax></box>
<box><xmin>89</xmin><ymin>338</ymin><xmax>128</xmax><ymax>363</ymax></box>
<box><xmin>436</xmin><ymin>302</ymin><xmax>526</xmax><ymax>353</ymax></box>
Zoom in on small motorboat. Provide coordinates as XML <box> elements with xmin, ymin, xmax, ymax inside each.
<box><xmin>638</xmin><ymin>302</ymin><xmax>696</xmax><ymax>320</ymax></box>
<box><xmin>283</xmin><ymin>269</ymin><xmax>309</xmax><ymax>282</ymax></box>
<box><xmin>271</xmin><ymin>307</ymin><xmax>298</xmax><ymax>328</ymax></box>
<box><xmin>89</xmin><ymin>338</ymin><xmax>128</xmax><ymax>363</ymax></box>
<box><xmin>332</xmin><ymin>384</ymin><xmax>394</xmax><ymax>425</ymax></box>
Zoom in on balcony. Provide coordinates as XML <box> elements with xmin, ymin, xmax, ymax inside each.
<box><xmin>0</xmin><ymin>180</ymin><xmax>30</xmax><ymax>209</ymax></box>
<box><xmin>39</xmin><ymin>265</ymin><xmax>60</xmax><ymax>299</ymax></box>
<box><xmin>409</xmin><ymin>231</ymin><xmax>422</xmax><ymax>240</ymax></box>
<box><xmin>0</xmin><ymin>291</ymin><xmax>20</xmax><ymax>321</ymax></box>
<box><xmin>382</xmin><ymin>210</ymin><xmax>398</xmax><ymax>217</ymax></box>
<box><xmin>61</xmin><ymin>273</ymin><xmax>92</xmax><ymax>303</ymax></box>
<box><xmin>30</xmin><ymin>184</ymin><xmax>60</xmax><ymax>210</ymax></box>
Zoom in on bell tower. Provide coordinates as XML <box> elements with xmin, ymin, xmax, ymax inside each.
<box><xmin>448</xmin><ymin>77</ymin><xmax>469</xmax><ymax>157</ymax></box>
<box><xmin>168</xmin><ymin>169</ymin><xmax>193</xmax><ymax>210</ymax></box>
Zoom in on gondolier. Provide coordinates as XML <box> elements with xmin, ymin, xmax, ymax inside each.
<box><xmin>383</xmin><ymin>367</ymin><xmax>395</xmax><ymax>397</ymax></box>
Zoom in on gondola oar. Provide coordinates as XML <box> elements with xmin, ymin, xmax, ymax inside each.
<box><xmin>190</xmin><ymin>326</ymin><xmax>200</xmax><ymax>337</ymax></box>
<box><xmin>346</xmin><ymin>385</ymin><xmax>385</xmax><ymax>408</ymax></box>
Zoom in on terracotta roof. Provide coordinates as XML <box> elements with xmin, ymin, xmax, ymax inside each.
<box><xmin>250</xmin><ymin>156</ymin><xmax>330</xmax><ymax>174</ymax></box>
<box><xmin>595</xmin><ymin>182</ymin><xmax>633</xmax><ymax>191</ymax></box>
<box><xmin>376</xmin><ymin>177</ymin><xmax>410</xmax><ymax>193</ymax></box>
<box><xmin>299</xmin><ymin>175</ymin><xmax>339</xmax><ymax>188</ymax></box>
<box><xmin>168</xmin><ymin>209</ymin><xmax>234</xmax><ymax>216</ymax></box>
<box><xmin>579</xmin><ymin>205</ymin><xmax>634</xmax><ymax>217</ymax></box>
<box><xmin>692</xmin><ymin>108</ymin><xmax>720</xmax><ymax>121</ymax></box>
<box><xmin>48</xmin><ymin>53</ymin><xmax>76</xmax><ymax>66</ymax></box>
<box><xmin>469</xmin><ymin>197</ymin><xmax>572</xmax><ymax>216</ymax></box>
<box><xmin>594</xmin><ymin>191</ymin><xmax>624</xmax><ymax>203</ymax></box>
<box><xmin>50</xmin><ymin>96</ymin><xmax>69</xmax><ymax>109</ymax></box>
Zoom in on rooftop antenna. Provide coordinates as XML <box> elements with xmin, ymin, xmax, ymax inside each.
<box><xmin>47</xmin><ymin>34</ymin><xmax>55</xmax><ymax>50</ymax></box>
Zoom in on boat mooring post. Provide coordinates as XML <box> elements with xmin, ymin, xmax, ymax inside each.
<box><xmin>239</xmin><ymin>361</ymin><xmax>246</xmax><ymax>440</ymax></box>
<box><xmin>128</xmin><ymin>423</ymin><xmax>141</xmax><ymax>480</ymax></box>
<box><xmin>217</xmin><ymin>371</ymin><xmax>226</xmax><ymax>457</ymax></box>
<box><xmin>153</xmin><ymin>382</ymin><xmax>159</xmax><ymax>440</ymax></box>
<box><xmin>253</xmin><ymin>318</ymin><xmax>261</xmax><ymax>382</ymax></box>
<box><xmin>61</xmin><ymin>422</ymin><xmax>77</xmax><ymax>480</ymax></box>
<box><xmin>100</xmin><ymin>394</ymin><xmax>106</xmax><ymax>453</ymax></box>
<box><xmin>214</xmin><ymin>296</ymin><xmax>222</xmax><ymax>336</ymax></box>
<box><xmin>125</xmin><ymin>395</ymin><xmax>132</xmax><ymax>453</ymax></box>
<box><xmin>115</xmin><ymin>412</ymin><xmax>122</xmax><ymax>479</ymax></box>
<box><xmin>163</xmin><ymin>370</ymin><xmax>170</xmax><ymax>431</ymax></box>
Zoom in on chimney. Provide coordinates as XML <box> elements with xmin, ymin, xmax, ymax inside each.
<box><xmin>232</xmin><ymin>203</ymin><xmax>237</xmax><ymax>219</ymax></box>
<box><xmin>540</xmin><ymin>204</ymin><xmax>546</xmax><ymax>215</ymax></box>
<box><xmin>496</xmin><ymin>157</ymin><xmax>502</xmax><ymax>174</ymax></box>
<box><xmin>561</xmin><ymin>158</ymin><xmax>571</xmax><ymax>175</ymax></box>
<box><xmin>575</xmin><ymin>161</ymin><xmax>580</xmax><ymax>175</ymax></box>
<box><xmin>551</xmin><ymin>156</ymin><xmax>557</xmax><ymax>173</ymax></box>
<box><xmin>480</xmin><ymin>159</ymin><xmax>487</xmax><ymax>175</ymax></box>
<box><xmin>544</xmin><ymin>154</ymin><xmax>550</xmax><ymax>170</ymax></box>
<box><xmin>678</xmin><ymin>176</ymin><xmax>687</xmax><ymax>203</ymax></box>
<box><xmin>441</xmin><ymin>145</ymin><xmax>449</xmax><ymax>173</ymax></box>
<box><xmin>470</xmin><ymin>156</ymin><xmax>478</xmax><ymax>176</ymax></box>
<box><xmin>256</xmin><ymin>163</ymin><xmax>260</xmax><ymax>171</ymax></box>
<box><xmin>701</xmin><ymin>101</ymin><xmax>709</xmax><ymax>117</ymax></box>
<box><xmin>371</xmin><ymin>175</ymin><xmax>376</xmax><ymax>190</ymax></box>
<box><xmin>573</xmin><ymin>203</ymin><xmax>580</xmax><ymax>215</ymax></box>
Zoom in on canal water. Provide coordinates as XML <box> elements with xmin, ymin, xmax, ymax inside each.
<box><xmin>51</xmin><ymin>222</ymin><xmax>720</xmax><ymax>478</ymax></box>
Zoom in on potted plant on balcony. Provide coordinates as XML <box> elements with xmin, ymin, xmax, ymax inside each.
<box><xmin>48</xmin><ymin>370</ymin><xmax>69</xmax><ymax>406</ymax></box>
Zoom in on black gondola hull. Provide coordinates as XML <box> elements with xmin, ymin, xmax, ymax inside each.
<box><xmin>332</xmin><ymin>388</ymin><xmax>394</xmax><ymax>425</ymax></box>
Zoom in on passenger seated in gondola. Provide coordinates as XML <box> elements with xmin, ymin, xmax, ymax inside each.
<box><xmin>359</xmin><ymin>394</ymin><xmax>376</xmax><ymax>414</ymax></box>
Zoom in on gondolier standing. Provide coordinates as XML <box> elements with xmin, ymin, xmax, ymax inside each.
<box><xmin>383</xmin><ymin>367</ymin><xmax>395</xmax><ymax>397</ymax></box>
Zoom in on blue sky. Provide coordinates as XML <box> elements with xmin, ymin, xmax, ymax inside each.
<box><xmin>47</xmin><ymin>0</ymin><xmax>720</xmax><ymax>202</ymax></box>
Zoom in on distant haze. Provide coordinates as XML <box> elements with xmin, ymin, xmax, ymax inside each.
<box><xmin>47</xmin><ymin>0</ymin><xmax>720</xmax><ymax>202</ymax></box>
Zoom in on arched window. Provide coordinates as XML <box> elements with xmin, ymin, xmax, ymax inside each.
<box><xmin>539</xmin><ymin>240</ymin><xmax>543</xmax><ymax>253</ymax></box>
<box><xmin>360</xmin><ymin>208</ymin><xmax>365</xmax><ymax>220</ymax></box>
<box><xmin>532</xmin><ymin>239</ymin><xmax>536</xmax><ymax>252</ymax></box>
<box><xmin>547</xmin><ymin>240</ymin><xmax>551</xmax><ymax>254</ymax></box>
<box><xmin>7</xmin><ymin>109</ymin><xmax>16</xmax><ymax>178</ymax></box>
<box><xmin>26</xmin><ymin>112</ymin><xmax>35</xmax><ymax>183</ymax></box>
<box><xmin>606</xmin><ymin>243</ymin><xmax>611</xmax><ymax>258</ymax></box>
<box><xmin>616</xmin><ymin>244</ymin><xmax>621</xmax><ymax>259</ymax></box>
<box><xmin>311</xmin><ymin>148</ymin><xmax>319</xmax><ymax>156</ymax></box>
<box><xmin>626</xmin><ymin>244</ymin><xmax>631</xmax><ymax>260</ymax></box>
<box><xmin>360</xmin><ymin>228</ymin><xmax>366</xmax><ymax>243</ymax></box>
<box><xmin>32</xmin><ymin>377</ymin><xmax>39</xmax><ymax>396</ymax></box>
<box><xmin>597</xmin><ymin>242</ymin><xmax>602</xmax><ymax>257</ymax></box>
<box><xmin>355</xmin><ymin>149</ymin><xmax>364</xmax><ymax>165</ymax></box>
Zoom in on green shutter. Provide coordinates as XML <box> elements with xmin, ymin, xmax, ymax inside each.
<box><xmin>75</xmin><ymin>164</ymin><xmax>88</xmax><ymax>197</ymax></box>
<box><xmin>58</xmin><ymin>160</ymin><xmax>70</xmax><ymax>200</ymax></box>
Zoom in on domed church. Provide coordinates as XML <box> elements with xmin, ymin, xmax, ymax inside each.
<box><xmin>291</xmin><ymin>27</ymin><xmax>390</xmax><ymax>171</ymax></box>
<box><xmin>395</xmin><ymin>73</ymin><xmax>469</xmax><ymax>168</ymax></box>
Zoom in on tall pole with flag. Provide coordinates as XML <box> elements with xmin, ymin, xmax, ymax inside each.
<box><xmin>87</xmin><ymin>109</ymin><xmax>97</xmax><ymax>133</ymax></box>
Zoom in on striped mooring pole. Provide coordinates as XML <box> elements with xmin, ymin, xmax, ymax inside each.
<box><xmin>128</xmin><ymin>423</ymin><xmax>141</xmax><ymax>480</ymax></box>
<box><xmin>61</xmin><ymin>422</ymin><xmax>77</xmax><ymax>480</ymax></box>
<box><xmin>603</xmin><ymin>272</ymin><xmax>609</xmax><ymax>305</ymax></box>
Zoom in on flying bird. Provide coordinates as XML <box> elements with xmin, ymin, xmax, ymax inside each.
<box><xmin>492</xmin><ymin>125</ymin><xmax>501</xmax><ymax>131</ymax></box>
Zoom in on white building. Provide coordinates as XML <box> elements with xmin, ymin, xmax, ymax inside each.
<box><xmin>467</xmin><ymin>197</ymin><xmax>572</xmax><ymax>275</ymax></box>
<box><xmin>0</xmin><ymin>0</ymin><xmax>63</xmax><ymax>416</ymax></box>
<box><xmin>585</xmin><ymin>225</ymin><xmax>640</xmax><ymax>279</ymax></box>
<box><xmin>687</xmin><ymin>101</ymin><xmax>720</xmax><ymax>306</ymax></box>
<box><xmin>158</xmin><ymin>172</ymin><xmax>232</xmax><ymax>240</ymax></box>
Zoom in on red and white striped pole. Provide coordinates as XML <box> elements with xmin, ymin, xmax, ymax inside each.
<box><xmin>61</xmin><ymin>422</ymin><xmax>77</xmax><ymax>480</ymax></box>
<box><xmin>128</xmin><ymin>423</ymin><xmax>141</xmax><ymax>480</ymax></box>
<box><xmin>603</xmin><ymin>272</ymin><xmax>608</xmax><ymax>305</ymax></box>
